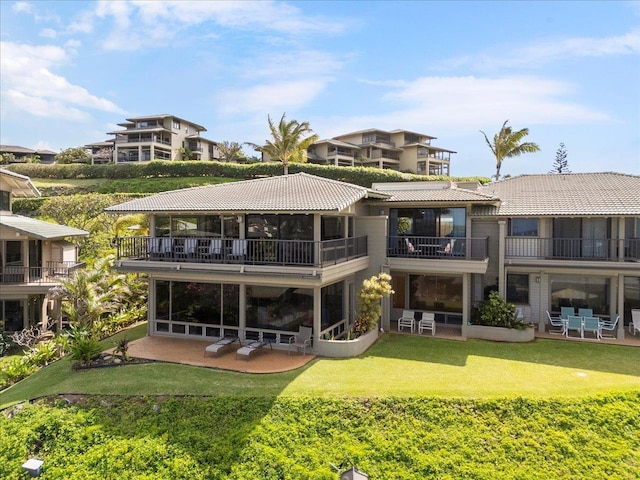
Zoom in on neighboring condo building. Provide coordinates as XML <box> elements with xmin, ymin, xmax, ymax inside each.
<box><xmin>108</xmin><ymin>171</ymin><xmax>640</xmax><ymax>355</ymax></box>
<box><xmin>105</xmin><ymin>114</ymin><xmax>220</xmax><ymax>163</ymax></box>
<box><xmin>306</xmin><ymin>129</ymin><xmax>455</xmax><ymax>175</ymax></box>
<box><xmin>0</xmin><ymin>169</ymin><xmax>88</xmax><ymax>333</ymax></box>
<box><xmin>0</xmin><ymin>145</ymin><xmax>57</xmax><ymax>164</ymax></box>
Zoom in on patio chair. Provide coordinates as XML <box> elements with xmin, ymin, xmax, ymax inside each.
<box><xmin>231</xmin><ymin>239</ymin><xmax>247</xmax><ymax>259</ymax></box>
<box><xmin>560</xmin><ymin>306</ymin><xmax>575</xmax><ymax>320</ymax></box>
<box><xmin>545</xmin><ymin>311</ymin><xmax>565</xmax><ymax>335</ymax></box>
<box><xmin>418</xmin><ymin>312</ymin><xmax>436</xmax><ymax>335</ymax></box>
<box><xmin>207</xmin><ymin>238</ymin><xmax>222</xmax><ymax>257</ymax></box>
<box><xmin>148</xmin><ymin>237</ymin><xmax>163</xmax><ymax>258</ymax></box>
<box><xmin>578</xmin><ymin>308</ymin><xmax>593</xmax><ymax>318</ymax></box>
<box><xmin>565</xmin><ymin>315</ymin><xmax>583</xmax><ymax>338</ymax></box>
<box><xmin>600</xmin><ymin>315</ymin><xmax>619</xmax><ymax>339</ymax></box>
<box><xmin>183</xmin><ymin>238</ymin><xmax>198</xmax><ymax>257</ymax></box>
<box><xmin>288</xmin><ymin>326</ymin><xmax>312</xmax><ymax>355</ymax></box>
<box><xmin>404</xmin><ymin>238</ymin><xmax>417</xmax><ymax>254</ymax></box>
<box><xmin>397</xmin><ymin>310</ymin><xmax>416</xmax><ymax>332</ymax></box>
<box><xmin>630</xmin><ymin>309</ymin><xmax>640</xmax><ymax>336</ymax></box>
<box><xmin>161</xmin><ymin>237</ymin><xmax>173</xmax><ymax>257</ymax></box>
<box><xmin>582</xmin><ymin>316</ymin><xmax>601</xmax><ymax>340</ymax></box>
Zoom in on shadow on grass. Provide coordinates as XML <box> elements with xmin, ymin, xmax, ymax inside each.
<box><xmin>369</xmin><ymin>333</ymin><xmax>640</xmax><ymax>376</ymax></box>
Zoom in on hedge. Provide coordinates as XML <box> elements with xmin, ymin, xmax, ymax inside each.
<box><xmin>5</xmin><ymin>161</ymin><xmax>491</xmax><ymax>187</ymax></box>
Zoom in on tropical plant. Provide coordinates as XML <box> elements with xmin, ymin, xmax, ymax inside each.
<box><xmin>480</xmin><ymin>120</ymin><xmax>540</xmax><ymax>180</ymax></box>
<box><xmin>549</xmin><ymin>142</ymin><xmax>570</xmax><ymax>173</ymax></box>
<box><xmin>217</xmin><ymin>141</ymin><xmax>245</xmax><ymax>163</ymax></box>
<box><xmin>55</xmin><ymin>147</ymin><xmax>90</xmax><ymax>164</ymax></box>
<box><xmin>354</xmin><ymin>273</ymin><xmax>394</xmax><ymax>334</ymax></box>
<box><xmin>246</xmin><ymin>113</ymin><xmax>319</xmax><ymax>175</ymax></box>
<box><xmin>66</xmin><ymin>328</ymin><xmax>103</xmax><ymax>364</ymax></box>
<box><xmin>113</xmin><ymin>336</ymin><xmax>130</xmax><ymax>361</ymax></box>
<box><xmin>472</xmin><ymin>291</ymin><xmax>528</xmax><ymax>329</ymax></box>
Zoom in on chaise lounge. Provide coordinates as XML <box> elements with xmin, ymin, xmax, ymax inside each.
<box><xmin>204</xmin><ymin>335</ymin><xmax>238</xmax><ymax>357</ymax></box>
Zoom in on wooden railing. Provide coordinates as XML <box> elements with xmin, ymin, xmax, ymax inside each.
<box><xmin>115</xmin><ymin>235</ymin><xmax>368</xmax><ymax>268</ymax></box>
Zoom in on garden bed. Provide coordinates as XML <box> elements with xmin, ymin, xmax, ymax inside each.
<box><xmin>315</xmin><ymin>329</ymin><xmax>379</xmax><ymax>357</ymax></box>
<box><xmin>466</xmin><ymin>324</ymin><xmax>535</xmax><ymax>342</ymax></box>
<box><xmin>72</xmin><ymin>353</ymin><xmax>154</xmax><ymax>370</ymax></box>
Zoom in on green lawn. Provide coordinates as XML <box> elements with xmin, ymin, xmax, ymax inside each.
<box><xmin>2</xmin><ymin>326</ymin><xmax>638</xmax><ymax>407</ymax></box>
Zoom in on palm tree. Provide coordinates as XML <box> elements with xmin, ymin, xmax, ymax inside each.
<box><xmin>246</xmin><ymin>113</ymin><xmax>318</xmax><ymax>175</ymax></box>
<box><xmin>480</xmin><ymin>120</ymin><xmax>540</xmax><ymax>180</ymax></box>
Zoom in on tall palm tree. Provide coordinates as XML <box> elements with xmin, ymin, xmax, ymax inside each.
<box><xmin>247</xmin><ymin>113</ymin><xmax>318</xmax><ymax>175</ymax></box>
<box><xmin>480</xmin><ymin>120</ymin><xmax>540</xmax><ymax>180</ymax></box>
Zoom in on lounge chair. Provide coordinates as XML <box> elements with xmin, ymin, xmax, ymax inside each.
<box><xmin>418</xmin><ymin>312</ymin><xmax>436</xmax><ymax>335</ymax></box>
<box><xmin>397</xmin><ymin>310</ymin><xmax>415</xmax><ymax>332</ymax></box>
<box><xmin>204</xmin><ymin>335</ymin><xmax>238</xmax><ymax>357</ymax></box>
<box><xmin>236</xmin><ymin>341</ymin><xmax>265</xmax><ymax>361</ymax></box>
<box><xmin>545</xmin><ymin>311</ymin><xmax>565</xmax><ymax>335</ymax></box>
<box><xmin>288</xmin><ymin>326</ymin><xmax>312</xmax><ymax>355</ymax></box>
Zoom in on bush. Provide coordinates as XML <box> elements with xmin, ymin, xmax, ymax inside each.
<box><xmin>472</xmin><ymin>291</ymin><xmax>528</xmax><ymax>329</ymax></box>
<box><xmin>0</xmin><ymin>357</ymin><xmax>37</xmax><ymax>386</ymax></box>
<box><xmin>0</xmin><ymin>333</ymin><xmax>14</xmax><ymax>357</ymax></box>
<box><xmin>66</xmin><ymin>330</ymin><xmax>103</xmax><ymax>364</ymax></box>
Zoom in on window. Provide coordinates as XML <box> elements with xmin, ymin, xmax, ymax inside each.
<box><xmin>390</xmin><ymin>208</ymin><xmax>466</xmax><ymax>238</ymax></box>
<box><xmin>0</xmin><ymin>190</ymin><xmax>9</xmax><ymax>211</ymax></box>
<box><xmin>246</xmin><ymin>286</ymin><xmax>313</xmax><ymax>331</ymax></box>
<box><xmin>550</xmin><ymin>275</ymin><xmax>609</xmax><ymax>315</ymax></box>
<box><xmin>506</xmin><ymin>274</ymin><xmax>529</xmax><ymax>304</ymax></box>
<box><xmin>509</xmin><ymin>218</ymin><xmax>538</xmax><ymax>236</ymax></box>
<box><xmin>321</xmin><ymin>282</ymin><xmax>344</xmax><ymax>330</ymax></box>
<box><xmin>408</xmin><ymin>274</ymin><xmax>463</xmax><ymax>313</ymax></box>
<box><xmin>322</xmin><ymin>216</ymin><xmax>344</xmax><ymax>240</ymax></box>
<box><xmin>416</xmin><ymin>161</ymin><xmax>427</xmax><ymax>174</ymax></box>
<box><xmin>6</xmin><ymin>241</ymin><xmax>22</xmax><ymax>264</ymax></box>
<box><xmin>173</xmin><ymin>120</ymin><xmax>181</xmax><ymax>130</ymax></box>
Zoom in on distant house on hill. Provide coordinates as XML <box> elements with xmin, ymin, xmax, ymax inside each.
<box><xmin>0</xmin><ymin>145</ymin><xmax>56</xmax><ymax>164</ymax></box>
<box><xmin>96</xmin><ymin>114</ymin><xmax>220</xmax><ymax>164</ymax></box>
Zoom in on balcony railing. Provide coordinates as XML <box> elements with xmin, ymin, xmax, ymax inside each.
<box><xmin>387</xmin><ymin>236</ymin><xmax>488</xmax><ymax>260</ymax></box>
<box><xmin>0</xmin><ymin>261</ymin><xmax>85</xmax><ymax>284</ymax></box>
<box><xmin>506</xmin><ymin>237</ymin><xmax>640</xmax><ymax>261</ymax></box>
<box><xmin>115</xmin><ymin>236</ymin><xmax>368</xmax><ymax>268</ymax></box>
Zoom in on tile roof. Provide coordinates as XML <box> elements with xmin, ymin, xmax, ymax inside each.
<box><xmin>106</xmin><ymin>173</ymin><xmax>388</xmax><ymax>213</ymax></box>
<box><xmin>0</xmin><ymin>215</ymin><xmax>88</xmax><ymax>240</ymax></box>
<box><xmin>475</xmin><ymin>172</ymin><xmax>640</xmax><ymax>216</ymax></box>
<box><xmin>373</xmin><ymin>186</ymin><xmax>498</xmax><ymax>203</ymax></box>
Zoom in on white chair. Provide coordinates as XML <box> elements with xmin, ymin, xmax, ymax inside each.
<box><xmin>545</xmin><ymin>311</ymin><xmax>565</xmax><ymax>335</ymax></box>
<box><xmin>397</xmin><ymin>310</ymin><xmax>415</xmax><ymax>332</ymax></box>
<box><xmin>630</xmin><ymin>309</ymin><xmax>640</xmax><ymax>336</ymax></box>
<box><xmin>288</xmin><ymin>326</ymin><xmax>312</xmax><ymax>355</ymax></box>
<box><xmin>600</xmin><ymin>315</ymin><xmax>619</xmax><ymax>339</ymax></box>
<box><xmin>418</xmin><ymin>312</ymin><xmax>436</xmax><ymax>335</ymax></box>
<box><xmin>208</xmin><ymin>238</ymin><xmax>222</xmax><ymax>256</ymax></box>
<box><xmin>232</xmin><ymin>239</ymin><xmax>247</xmax><ymax>258</ymax></box>
<box><xmin>183</xmin><ymin>238</ymin><xmax>198</xmax><ymax>257</ymax></box>
<box><xmin>582</xmin><ymin>316</ymin><xmax>601</xmax><ymax>340</ymax></box>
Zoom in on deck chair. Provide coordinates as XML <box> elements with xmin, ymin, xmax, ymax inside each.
<box><xmin>600</xmin><ymin>315</ymin><xmax>619</xmax><ymax>339</ymax></box>
<box><xmin>630</xmin><ymin>309</ymin><xmax>640</xmax><ymax>336</ymax></box>
<box><xmin>183</xmin><ymin>238</ymin><xmax>198</xmax><ymax>257</ymax></box>
<box><xmin>161</xmin><ymin>237</ymin><xmax>173</xmax><ymax>258</ymax></box>
<box><xmin>582</xmin><ymin>316</ymin><xmax>601</xmax><ymax>340</ymax></box>
<box><xmin>418</xmin><ymin>312</ymin><xmax>436</xmax><ymax>335</ymax></box>
<box><xmin>565</xmin><ymin>315</ymin><xmax>583</xmax><ymax>338</ymax></box>
<box><xmin>231</xmin><ymin>239</ymin><xmax>247</xmax><ymax>258</ymax></box>
<box><xmin>560</xmin><ymin>306</ymin><xmax>575</xmax><ymax>320</ymax></box>
<box><xmin>397</xmin><ymin>310</ymin><xmax>415</xmax><ymax>332</ymax></box>
<box><xmin>208</xmin><ymin>238</ymin><xmax>222</xmax><ymax>257</ymax></box>
<box><xmin>546</xmin><ymin>311</ymin><xmax>565</xmax><ymax>335</ymax></box>
<box><xmin>578</xmin><ymin>308</ymin><xmax>593</xmax><ymax>318</ymax></box>
<box><xmin>288</xmin><ymin>326</ymin><xmax>312</xmax><ymax>355</ymax></box>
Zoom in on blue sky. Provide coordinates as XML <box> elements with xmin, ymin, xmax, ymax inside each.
<box><xmin>1</xmin><ymin>0</ymin><xmax>639</xmax><ymax>178</ymax></box>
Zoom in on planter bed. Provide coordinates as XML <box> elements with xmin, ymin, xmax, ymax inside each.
<box><xmin>466</xmin><ymin>324</ymin><xmax>535</xmax><ymax>343</ymax></box>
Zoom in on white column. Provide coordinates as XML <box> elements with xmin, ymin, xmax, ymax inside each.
<box><xmin>498</xmin><ymin>220</ymin><xmax>507</xmax><ymax>298</ymax></box>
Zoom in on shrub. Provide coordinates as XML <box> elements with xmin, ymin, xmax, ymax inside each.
<box><xmin>472</xmin><ymin>291</ymin><xmax>528</xmax><ymax>329</ymax></box>
<box><xmin>0</xmin><ymin>333</ymin><xmax>14</xmax><ymax>357</ymax></box>
<box><xmin>354</xmin><ymin>273</ymin><xmax>394</xmax><ymax>334</ymax></box>
<box><xmin>0</xmin><ymin>356</ymin><xmax>37</xmax><ymax>386</ymax></box>
<box><xmin>66</xmin><ymin>329</ymin><xmax>103</xmax><ymax>364</ymax></box>
<box><xmin>25</xmin><ymin>340</ymin><xmax>59</xmax><ymax>367</ymax></box>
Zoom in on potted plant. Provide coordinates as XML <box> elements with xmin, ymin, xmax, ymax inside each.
<box><xmin>467</xmin><ymin>291</ymin><xmax>534</xmax><ymax>342</ymax></box>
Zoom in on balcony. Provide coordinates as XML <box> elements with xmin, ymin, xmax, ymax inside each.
<box><xmin>506</xmin><ymin>237</ymin><xmax>640</xmax><ymax>261</ymax></box>
<box><xmin>0</xmin><ymin>261</ymin><xmax>85</xmax><ymax>284</ymax></box>
<box><xmin>115</xmin><ymin>236</ymin><xmax>368</xmax><ymax>268</ymax></box>
<box><xmin>387</xmin><ymin>236</ymin><xmax>488</xmax><ymax>260</ymax></box>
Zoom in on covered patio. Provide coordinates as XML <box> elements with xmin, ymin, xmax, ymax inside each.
<box><xmin>124</xmin><ymin>336</ymin><xmax>316</xmax><ymax>373</ymax></box>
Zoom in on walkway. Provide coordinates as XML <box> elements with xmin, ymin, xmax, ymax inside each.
<box><xmin>126</xmin><ymin>336</ymin><xmax>316</xmax><ymax>374</ymax></box>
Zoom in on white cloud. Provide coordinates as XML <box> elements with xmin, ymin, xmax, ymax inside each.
<box><xmin>316</xmin><ymin>75</ymin><xmax>609</xmax><ymax>138</ymax></box>
<box><xmin>443</xmin><ymin>30</ymin><xmax>640</xmax><ymax>72</ymax></box>
<box><xmin>0</xmin><ymin>41</ymin><xmax>125</xmax><ymax>120</ymax></box>
<box><xmin>216</xmin><ymin>79</ymin><xmax>329</xmax><ymax>117</ymax></box>
<box><xmin>12</xmin><ymin>1</ymin><xmax>33</xmax><ymax>14</ymax></box>
<box><xmin>39</xmin><ymin>28</ymin><xmax>57</xmax><ymax>39</ymax></box>
<box><xmin>91</xmin><ymin>0</ymin><xmax>346</xmax><ymax>51</ymax></box>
